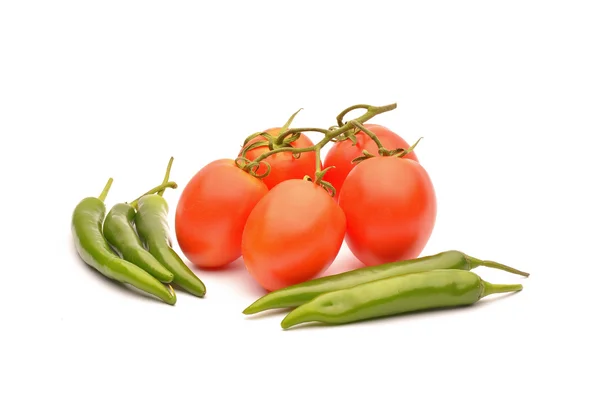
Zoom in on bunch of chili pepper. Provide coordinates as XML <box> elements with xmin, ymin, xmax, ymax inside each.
<box><xmin>243</xmin><ymin>250</ymin><xmax>530</xmax><ymax>329</ymax></box>
<box><xmin>71</xmin><ymin>158</ymin><xmax>206</xmax><ymax>305</ymax></box>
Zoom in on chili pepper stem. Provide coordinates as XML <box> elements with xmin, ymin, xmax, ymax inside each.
<box><xmin>481</xmin><ymin>281</ymin><xmax>523</xmax><ymax>298</ymax></box>
<box><xmin>468</xmin><ymin>256</ymin><xmax>530</xmax><ymax>277</ymax></box>
<box><xmin>129</xmin><ymin>181</ymin><xmax>178</xmax><ymax>209</ymax></box>
<box><xmin>158</xmin><ymin>157</ymin><xmax>174</xmax><ymax>196</ymax></box>
<box><xmin>98</xmin><ymin>178</ymin><xmax>114</xmax><ymax>202</ymax></box>
<box><xmin>481</xmin><ymin>260</ymin><xmax>530</xmax><ymax>277</ymax></box>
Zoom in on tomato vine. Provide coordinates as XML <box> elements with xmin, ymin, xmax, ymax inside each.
<box><xmin>235</xmin><ymin>102</ymin><xmax>420</xmax><ymax>197</ymax></box>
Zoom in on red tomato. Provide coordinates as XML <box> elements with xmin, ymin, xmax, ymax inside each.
<box><xmin>323</xmin><ymin>124</ymin><xmax>418</xmax><ymax>200</ymax></box>
<box><xmin>175</xmin><ymin>159</ymin><xmax>268</xmax><ymax>268</ymax></box>
<box><xmin>241</xmin><ymin>127</ymin><xmax>321</xmax><ymax>189</ymax></box>
<box><xmin>338</xmin><ymin>156</ymin><xmax>436</xmax><ymax>266</ymax></box>
<box><xmin>241</xmin><ymin>179</ymin><xmax>346</xmax><ymax>291</ymax></box>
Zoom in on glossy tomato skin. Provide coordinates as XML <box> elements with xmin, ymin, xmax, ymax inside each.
<box><xmin>175</xmin><ymin>159</ymin><xmax>268</xmax><ymax>268</ymax></box>
<box><xmin>241</xmin><ymin>179</ymin><xmax>346</xmax><ymax>292</ymax></box>
<box><xmin>323</xmin><ymin>124</ymin><xmax>418</xmax><ymax>201</ymax></box>
<box><xmin>338</xmin><ymin>156</ymin><xmax>436</xmax><ymax>266</ymax></box>
<box><xmin>241</xmin><ymin>128</ymin><xmax>321</xmax><ymax>189</ymax></box>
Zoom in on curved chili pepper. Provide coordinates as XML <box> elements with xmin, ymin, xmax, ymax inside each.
<box><xmin>243</xmin><ymin>250</ymin><xmax>529</xmax><ymax>315</ymax></box>
<box><xmin>134</xmin><ymin>158</ymin><xmax>207</xmax><ymax>298</ymax></box>
<box><xmin>280</xmin><ymin>269</ymin><xmax>523</xmax><ymax>329</ymax></box>
<box><xmin>103</xmin><ymin>181</ymin><xmax>178</xmax><ymax>283</ymax></box>
<box><xmin>71</xmin><ymin>178</ymin><xmax>177</xmax><ymax>305</ymax></box>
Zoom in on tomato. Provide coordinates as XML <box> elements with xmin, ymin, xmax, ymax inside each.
<box><xmin>241</xmin><ymin>127</ymin><xmax>321</xmax><ymax>189</ymax></box>
<box><xmin>241</xmin><ymin>179</ymin><xmax>346</xmax><ymax>291</ymax></box>
<box><xmin>323</xmin><ymin>124</ymin><xmax>418</xmax><ymax>200</ymax></box>
<box><xmin>338</xmin><ymin>156</ymin><xmax>436</xmax><ymax>266</ymax></box>
<box><xmin>175</xmin><ymin>159</ymin><xmax>268</xmax><ymax>268</ymax></box>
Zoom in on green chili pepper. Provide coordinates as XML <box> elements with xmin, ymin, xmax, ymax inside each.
<box><xmin>71</xmin><ymin>178</ymin><xmax>177</xmax><ymax>305</ymax></box>
<box><xmin>280</xmin><ymin>269</ymin><xmax>523</xmax><ymax>329</ymax></box>
<box><xmin>103</xmin><ymin>180</ymin><xmax>179</xmax><ymax>283</ymax></box>
<box><xmin>243</xmin><ymin>250</ymin><xmax>529</xmax><ymax>315</ymax></box>
<box><xmin>134</xmin><ymin>158</ymin><xmax>207</xmax><ymax>298</ymax></box>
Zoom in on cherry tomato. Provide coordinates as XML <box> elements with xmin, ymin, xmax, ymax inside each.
<box><xmin>175</xmin><ymin>159</ymin><xmax>268</xmax><ymax>268</ymax></box>
<box><xmin>323</xmin><ymin>124</ymin><xmax>418</xmax><ymax>200</ymax></box>
<box><xmin>241</xmin><ymin>179</ymin><xmax>346</xmax><ymax>291</ymax></box>
<box><xmin>338</xmin><ymin>156</ymin><xmax>436</xmax><ymax>266</ymax></box>
<box><xmin>241</xmin><ymin>127</ymin><xmax>321</xmax><ymax>189</ymax></box>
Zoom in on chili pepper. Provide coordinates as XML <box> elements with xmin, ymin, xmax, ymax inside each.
<box><xmin>71</xmin><ymin>178</ymin><xmax>177</xmax><ymax>305</ymax></box>
<box><xmin>280</xmin><ymin>269</ymin><xmax>523</xmax><ymax>329</ymax></box>
<box><xmin>103</xmin><ymin>180</ymin><xmax>178</xmax><ymax>283</ymax></box>
<box><xmin>243</xmin><ymin>250</ymin><xmax>528</xmax><ymax>315</ymax></box>
<box><xmin>134</xmin><ymin>158</ymin><xmax>207</xmax><ymax>297</ymax></box>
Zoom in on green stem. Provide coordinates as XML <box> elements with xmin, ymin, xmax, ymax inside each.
<box><xmin>273</xmin><ymin>127</ymin><xmax>332</xmax><ymax>147</ymax></box>
<box><xmin>243</xmin><ymin>131</ymin><xmax>270</xmax><ymax>147</ymax></box>
<box><xmin>481</xmin><ymin>281</ymin><xmax>523</xmax><ymax>298</ymax></box>
<box><xmin>98</xmin><ymin>178</ymin><xmax>114</xmax><ymax>202</ymax></box>
<box><xmin>482</xmin><ymin>260</ymin><xmax>530</xmax><ymax>277</ymax></box>
<box><xmin>395</xmin><ymin>137</ymin><xmax>423</xmax><ymax>158</ymax></box>
<box><xmin>158</xmin><ymin>157</ymin><xmax>174</xmax><ymax>197</ymax></box>
<box><xmin>129</xmin><ymin>181</ymin><xmax>178</xmax><ymax>209</ymax></box>
<box><xmin>336</xmin><ymin>104</ymin><xmax>371</xmax><ymax>127</ymax></box>
<box><xmin>314</xmin><ymin>143</ymin><xmax>322</xmax><ymax>176</ymax></box>
<box><xmin>274</xmin><ymin>108</ymin><xmax>303</xmax><ymax>146</ymax></box>
<box><xmin>251</xmin><ymin>144</ymin><xmax>319</xmax><ymax>164</ymax></box>
<box><xmin>468</xmin><ymin>256</ymin><xmax>530</xmax><ymax>277</ymax></box>
<box><xmin>252</xmin><ymin>103</ymin><xmax>397</xmax><ymax>166</ymax></box>
<box><xmin>351</xmin><ymin>121</ymin><xmax>387</xmax><ymax>155</ymax></box>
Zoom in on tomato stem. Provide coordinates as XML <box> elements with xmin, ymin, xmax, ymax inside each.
<box><xmin>350</xmin><ymin>121</ymin><xmax>388</xmax><ymax>155</ymax></box>
<box><xmin>243</xmin><ymin>131</ymin><xmax>270</xmax><ymax>147</ymax></box>
<box><xmin>236</xmin><ymin>102</ymin><xmax>398</xmax><ymax>196</ymax></box>
<box><xmin>273</xmin><ymin>127</ymin><xmax>332</xmax><ymax>147</ymax></box>
<box><xmin>251</xmin><ymin>103</ymin><xmax>397</xmax><ymax>166</ymax></box>
<box><xmin>240</xmin><ymin>139</ymin><xmax>272</xmax><ymax>159</ymax></box>
<box><xmin>336</xmin><ymin>104</ymin><xmax>373</xmax><ymax>127</ymax></box>
<box><xmin>395</xmin><ymin>137</ymin><xmax>423</xmax><ymax>158</ymax></box>
<box><xmin>274</xmin><ymin>108</ymin><xmax>304</xmax><ymax>146</ymax></box>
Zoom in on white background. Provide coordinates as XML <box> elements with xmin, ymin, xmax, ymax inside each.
<box><xmin>1</xmin><ymin>1</ymin><xmax>599</xmax><ymax>399</ymax></box>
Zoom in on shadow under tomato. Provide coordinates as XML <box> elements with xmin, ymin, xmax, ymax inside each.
<box><xmin>280</xmin><ymin>291</ymin><xmax>522</xmax><ymax>331</ymax></box>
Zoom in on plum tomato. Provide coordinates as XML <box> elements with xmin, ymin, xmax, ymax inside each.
<box><xmin>240</xmin><ymin>128</ymin><xmax>321</xmax><ymax>189</ymax></box>
<box><xmin>241</xmin><ymin>179</ymin><xmax>346</xmax><ymax>292</ymax></box>
<box><xmin>323</xmin><ymin>124</ymin><xmax>418</xmax><ymax>200</ymax></box>
<box><xmin>175</xmin><ymin>159</ymin><xmax>268</xmax><ymax>268</ymax></box>
<box><xmin>338</xmin><ymin>156</ymin><xmax>436</xmax><ymax>266</ymax></box>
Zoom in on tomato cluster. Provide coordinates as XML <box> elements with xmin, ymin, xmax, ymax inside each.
<box><xmin>174</xmin><ymin>103</ymin><xmax>437</xmax><ymax>292</ymax></box>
